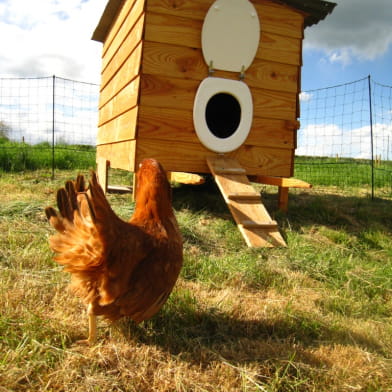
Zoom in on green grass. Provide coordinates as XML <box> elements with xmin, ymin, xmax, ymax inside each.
<box><xmin>1</xmin><ymin>170</ymin><xmax>392</xmax><ymax>391</ymax></box>
<box><xmin>295</xmin><ymin>156</ymin><xmax>392</xmax><ymax>194</ymax></box>
<box><xmin>0</xmin><ymin>139</ymin><xmax>95</xmax><ymax>171</ymax></box>
<box><xmin>1</xmin><ymin>141</ymin><xmax>392</xmax><ymax>196</ymax></box>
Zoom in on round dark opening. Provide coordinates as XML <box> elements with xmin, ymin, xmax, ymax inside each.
<box><xmin>205</xmin><ymin>93</ymin><xmax>241</xmax><ymax>139</ymax></box>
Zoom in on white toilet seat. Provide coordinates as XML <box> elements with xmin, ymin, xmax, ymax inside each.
<box><xmin>193</xmin><ymin>77</ymin><xmax>253</xmax><ymax>153</ymax></box>
<box><xmin>202</xmin><ymin>0</ymin><xmax>260</xmax><ymax>73</ymax></box>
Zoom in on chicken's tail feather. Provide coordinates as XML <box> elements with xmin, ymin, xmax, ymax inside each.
<box><xmin>45</xmin><ymin>206</ymin><xmax>67</xmax><ymax>232</ymax></box>
<box><xmin>86</xmin><ymin>171</ymin><xmax>118</xmax><ymax>228</ymax></box>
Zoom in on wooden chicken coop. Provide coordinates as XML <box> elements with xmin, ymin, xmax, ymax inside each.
<box><xmin>92</xmin><ymin>0</ymin><xmax>336</xmax><ymax>247</ymax></box>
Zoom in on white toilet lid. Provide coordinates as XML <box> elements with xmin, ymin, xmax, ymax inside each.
<box><xmin>202</xmin><ymin>0</ymin><xmax>260</xmax><ymax>73</ymax></box>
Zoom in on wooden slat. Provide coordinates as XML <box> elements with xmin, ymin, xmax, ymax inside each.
<box><xmin>144</xmin><ymin>11</ymin><xmax>302</xmax><ymax>66</ymax></box>
<box><xmin>139</xmin><ymin>74</ymin><xmax>297</xmax><ymax>121</ymax></box>
<box><xmin>137</xmin><ymin>106</ymin><xmax>197</xmax><ymax>143</ymax></box>
<box><xmin>139</xmin><ymin>74</ymin><xmax>197</xmax><ymax>112</ymax></box>
<box><xmin>232</xmin><ymin>145</ymin><xmax>294</xmax><ymax>177</ymax></box>
<box><xmin>102</xmin><ymin>0</ymin><xmax>137</xmax><ymax>55</ymax></box>
<box><xmin>145</xmin><ymin>0</ymin><xmax>210</xmax><ymax>21</ymax></box>
<box><xmin>137</xmin><ymin>105</ymin><xmax>297</xmax><ymax>150</ymax></box>
<box><xmin>144</xmin><ymin>12</ymin><xmax>202</xmax><ymax>49</ymax></box>
<box><xmin>213</xmin><ymin>167</ymin><xmax>247</xmax><ymax>175</ymax></box>
<box><xmin>142</xmin><ymin>41</ymin><xmax>299</xmax><ymax>93</ymax></box>
<box><xmin>253</xmin><ymin>175</ymin><xmax>312</xmax><ymax>188</ymax></box>
<box><xmin>246</xmin><ymin>118</ymin><xmax>297</xmax><ymax>149</ymax></box>
<box><xmin>228</xmin><ymin>192</ymin><xmax>261</xmax><ymax>201</ymax></box>
<box><xmin>258</xmin><ymin>31</ymin><xmax>302</xmax><ymax>66</ymax></box>
<box><xmin>99</xmin><ymin>77</ymin><xmax>140</xmax><ymax>126</ymax></box>
<box><xmin>168</xmin><ymin>172</ymin><xmax>205</xmax><ymax>185</ymax></box>
<box><xmin>253</xmin><ymin>1</ymin><xmax>304</xmax><ymax>39</ymax></box>
<box><xmin>252</xmin><ymin>87</ymin><xmax>297</xmax><ymax>121</ymax></box>
<box><xmin>100</xmin><ymin>42</ymin><xmax>143</xmax><ymax>108</ymax></box>
<box><xmin>146</xmin><ymin>0</ymin><xmax>304</xmax><ymax>38</ymax></box>
<box><xmin>97</xmin><ymin>106</ymin><xmax>138</xmax><ymax>144</ymax></box>
<box><xmin>240</xmin><ymin>220</ymin><xmax>278</xmax><ymax>229</ymax></box>
<box><xmin>252</xmin><ymin>60</ymin><xmax>299</xmax><ymax>93</ymax></box>
<box><xmin>102</xmin><ymin>0</ymin><xmax>145</xmax><ymax>69</ymax></box>
<box><xmin>135</xmin><ymin>138</ymin><xmax>293</xmax><ymax>176</ymax></box>
<box><xmin>97</xmin><ymin>141</ymin><xmax>137</xmax><ymax>172</ymax></box>
<box><xmin>101</xmin><ymin>16</ymin><xmax>144</xmax><ymax>91</ymax></box>
<box><xmin>141</xmin><ymin>41</ymin><xmax>206</xmax><ymax>81</ymax></box>
<box><xmin>135</xmin><ymin>139</ymin><xmax>210</xmax><ymax>173</ymax></box>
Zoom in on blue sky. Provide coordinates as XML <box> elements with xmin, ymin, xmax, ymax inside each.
<box><xmin>302</xmin><ymin>49</ymin><xmax>392</xmax><ymax>90</ymax></box>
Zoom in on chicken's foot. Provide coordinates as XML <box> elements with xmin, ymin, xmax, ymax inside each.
<box><xmin>75</xmin><ymin>303</ymin><xmax>97</xmax><ymax>345</ymax></box>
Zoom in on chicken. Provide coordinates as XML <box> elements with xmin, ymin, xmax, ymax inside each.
<box><xmin>45</xmin><ymin>158</ymin><xmax>183</xmax><ymax>344</ymax></box>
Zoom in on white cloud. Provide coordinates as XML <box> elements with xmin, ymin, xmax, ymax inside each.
<box><xmin>304</xmin><ymin>0</ymin><xmax>392</xmax><ymax>65</ymax></box>
<box><xmin>299</xmin><ymin>92</ymin><xmax>313</xmax><ymax>102</ymax></box>
<box><xmin>328</xmin><ymin>49</ymin><xmax>352</xmax><ymax>66</ymax></box>
<box><xmin>297</xmin><ymin>122</ymin><xmax>392</xmax><ymax>160</ymax></box>
<box><xmin>0</xmin><ymin>0</ymin><xmax>106</xmax><ymax>83</ymax></box>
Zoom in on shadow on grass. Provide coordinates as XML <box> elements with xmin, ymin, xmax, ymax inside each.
<box><xmin>281</xmin><ymin>191</ymin><xmax>392</xmax><ymax>237</ymax></box>
<box><xmin>112</xmin><ymin>302</ymin><xmax>385</xmax><ymax>369</ymax></box>
<box><xmin>172</xmin><ymin>176</ymin><xmax>230</xmax><ymax>216</ymax></box>
<box><xmin>173</xmin><ymin>181</ymin><xmax>392</xmax><ymax>237</ymax></box>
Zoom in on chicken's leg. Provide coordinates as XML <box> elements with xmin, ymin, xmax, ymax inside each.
<box><xmin>75</xmin><ymin>303</ymin><xmax>97</xmax><ymax>345</ymax></box>
<box><xmin>87</xmin><ymin>303</ymin><xmax>97</xmax><ymax>344</ymax></box>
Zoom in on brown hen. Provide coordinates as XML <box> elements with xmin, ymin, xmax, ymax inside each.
<box><xmin>45</xmin><ymin>159</ymin><xmax>183</xmax><ymax>344</ymax></box>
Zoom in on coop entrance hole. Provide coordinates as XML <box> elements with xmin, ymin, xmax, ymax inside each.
<box><xmin>205</xmin><ymin>93</ymin><xmax>241</xmax><ymax>139</ymax></box>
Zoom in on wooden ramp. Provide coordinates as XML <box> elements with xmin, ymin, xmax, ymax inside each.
<box><xmin>207</xmin><ymin>156</ymin><xmax>286</xmax><ymax>248</ymax></box>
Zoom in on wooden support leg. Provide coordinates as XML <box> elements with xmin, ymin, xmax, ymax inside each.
<box><xmin>278</xmin><ymin>187</ymin><xmax>289</xmax><ymax>212</ymax></box>
<box><xmin>250</xmin><ymin>175</ymin><xmax>312</xmax><ymax>212</ymax></box>
<box><xmin>96</xmin><ymin>158</ymin><xmax>109</xmax><ymax>194</ymax></box>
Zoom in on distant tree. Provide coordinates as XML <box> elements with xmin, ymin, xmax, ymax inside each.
<box><xmin>0</xmin><ymin>121</ymin><xmax>10</xmax><ymax>140</ymax></box>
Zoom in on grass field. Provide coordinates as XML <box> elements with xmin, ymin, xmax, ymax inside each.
<box><xmin>1</xmin><ymin>141</ymin><xmax>392</xmax><ymax>194</ymax></box>
<box><xmin>295</xmin><ymin>156</ymin><xmax>392</xmax><ymax>195</ymax></box>
<box><xmin>0</xmin><ymin>139</ymin><xmax>95</xmax><ymax>171</ymax></box>
<box><xmin>0</xmin><ymin>169</ymin><xmax>391</xmax><ymax>391</ymax></box>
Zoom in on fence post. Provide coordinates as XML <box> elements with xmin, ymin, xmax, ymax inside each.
<box><xmin>368</xmin><ymin>75</ymin><xmax>375</xmax><ymax>199</ymax></box>
<box><xmin>52</xmin><ymin>75</ymin><xmax>55</xmax><ymax>179</ymax></box>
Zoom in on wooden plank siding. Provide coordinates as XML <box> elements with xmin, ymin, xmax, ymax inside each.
<box><xmin>97</xmin><ymin>106</ymin><xmax>138</xmax><ymax>145</ymax></box>
<box><xmin>101</xmin><ymin>0</ymin><xmax>145</xmax><ymax>71</ymax></box>
<box><xmin>137</xmin><ymin>106</ymin><xmax>297</xmax><ymax>150</ymax></box>
<box><xmin>97</xmin><ymin>140</ymin><xmax>137</xmax><ymax>172</ymax></box>
<box><xmin>141</xmin><ymin>41</ymin><xmax>299</xmax><ymax>93</ymax></box>
<box><xmin>96</xmin><ymin>0</ymin><xmax>304</xmax><ymax>176</ymax></box>
<box><xmin>135</xmin><ymin>139</ymin><xmax>293</xmax><ymax>176</ymax></box>
<box><xmin>96</xmin><ymin>0</ymin><xmax>145</xmax><ymax>172</ymax></box>
<box><xmin>139</xmin><ymin>74</ymin><xmax>296</xmax><ymax>121</ymax></box>
<box><xmin>143</xmin><ymin>11</ymin><xmax>303</xmax><ymax>66</ymax></box>
<box><xmin>145</xmin><ymin>0</ymin><xmax>304</xmax><ymax>39</ymax></box>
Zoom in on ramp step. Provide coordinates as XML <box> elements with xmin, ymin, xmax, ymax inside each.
<box><xmin>228</xmin><ymin>192</ymin><xmax>260</xmax><ymax>201</ymax></box>
<box><xmin>240</xmin><ymin>220</ymin><xmax>278</xmax><ymax>229</ymax></box>
<box><xmin>213</xmin><ymin>167</ymin><xmax>247</xmax><ymax>175</ymax></box>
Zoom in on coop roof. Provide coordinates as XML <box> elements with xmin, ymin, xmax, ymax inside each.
<box><xmin>279</xmin><ymin>0</ymin><xmax>337</xmax><ymax>27</ymax></box>
<box><xmin>92</xmin><ymin>0</ymin><xmax>336</xmax><ymax>43</ymax></box>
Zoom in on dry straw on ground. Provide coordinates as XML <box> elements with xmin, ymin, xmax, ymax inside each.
<box><xmin>1</xmin><ymin>170</ymin><xmax>391</xmax><ymax>391</ymax></box>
